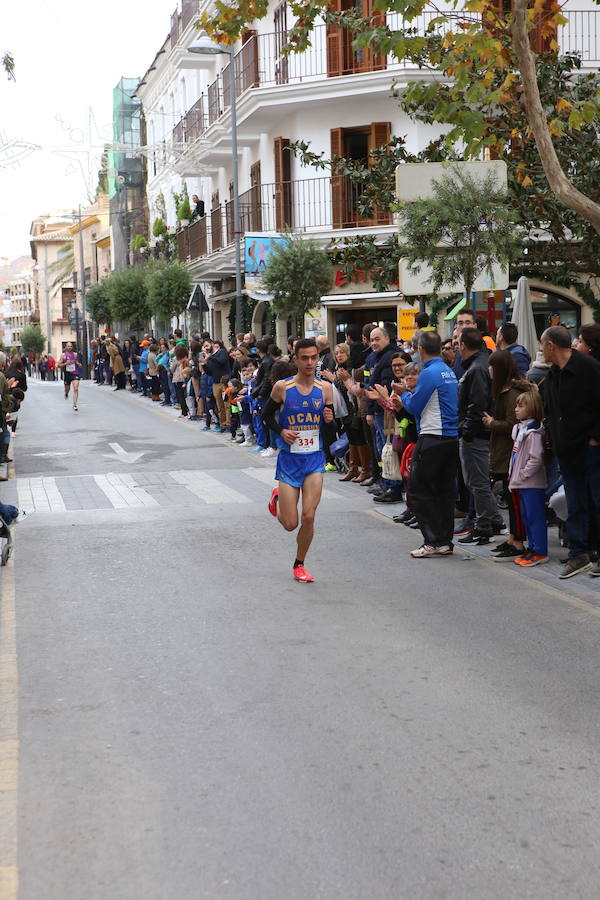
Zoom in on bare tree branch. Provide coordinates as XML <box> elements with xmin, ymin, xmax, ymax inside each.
<box><xmin>512</xmin><ymin>0</ymin><xmax>600</xmax><ymax>235</ymax></box>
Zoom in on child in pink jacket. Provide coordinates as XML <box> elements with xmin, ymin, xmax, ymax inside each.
<box><xmin>508</xmin><ymin>390</ymin><xmax>548</xmax><ymax>566</ymax></box>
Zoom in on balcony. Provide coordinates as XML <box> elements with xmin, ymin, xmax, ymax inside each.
<box><xmin>176</xmin><ymin>176</ymin><xmax>394</xmax><ymax>267</ymax></box>
<box><xmin>170</xmin><ymin>9</ymin><xmax>599</xmax><ymax>161</ymax></box>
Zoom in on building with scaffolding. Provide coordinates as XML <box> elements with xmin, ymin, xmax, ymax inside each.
<box><xmin>109</xmin><ymin>78</ymin><xmax>148</xmax><ymax>271</ymax></box>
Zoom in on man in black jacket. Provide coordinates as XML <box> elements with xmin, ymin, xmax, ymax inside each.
<box><xmin>541</xmin><ymin>325</ymin><xmax>600</xmax><ymax>578</ymax></box>
<box><xmin>204</xmin><ymin>341</ymin><xmax>231</xmax><ymax>429</ymax></box>
<box><xmin>457</xmin><ymin>328</ymin><xmax>500</xmax><ymax>544</ymax></box>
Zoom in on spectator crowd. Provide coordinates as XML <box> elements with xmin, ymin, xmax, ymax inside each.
<box><xmin>29</xmin><ymin>310</ymin><xmax>600</xmax><ymax>580</ymax></box>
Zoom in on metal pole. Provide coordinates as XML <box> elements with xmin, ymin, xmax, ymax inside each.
<box><xmin>229</xmin><ymin>48</ymin><xmax>243</xmax><ymax>336</ymax></box>
<box><xmin>77</xmin><ymin>205</ymin><xmax>89</xmax><ymax>378</ymax></box>
<box><xmin>43</xmin><ymin>243</ymin><xmax>51</xmax><ymax>357</ymax></box>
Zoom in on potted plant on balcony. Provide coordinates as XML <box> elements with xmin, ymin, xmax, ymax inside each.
<box><xmin>177</xmin><ymin>196</ymin><xmax>192</xmax><ymax>227</ymax></box>
<box><xmin>153</xmin><ymin>217</ymin><xmax>167</xmax><ymax>238</ymax></box>
<box><xmin>131</xmin><ymin>234</ymin><xmax>148</xmax><ymax>254</ymax></box>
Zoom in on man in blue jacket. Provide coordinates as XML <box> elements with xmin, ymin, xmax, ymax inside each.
<box><xmin>393</xmin><ymin>331</ymin><xmax>459</xmax><ymax>557</ymax></box>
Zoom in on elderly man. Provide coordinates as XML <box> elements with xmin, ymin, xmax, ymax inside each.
<box><xmin>541</xmin><ymin>325</ymin><xmax>600</xmax><ymax>578</ymax></box>
<box><xmin>315</xmin><ymin>335</ymin><xmax>335</xmax><ymax>375</ymax></box>
<box><xmin>366</xmin><ymin>327</ymin><xmax>402</xmax><ymax>502</ymax></box>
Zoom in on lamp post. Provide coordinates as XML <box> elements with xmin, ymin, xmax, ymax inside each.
<box><xmin>188</xmin><ymin>37</ymin><xmax>243</xmax><ymax>336</ymax></box>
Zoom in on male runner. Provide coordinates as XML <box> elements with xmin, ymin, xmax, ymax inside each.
<box><xmin>57</xmin><ymin>342</ymin><xmax>81</xmax><ymax>410</ymax></box>
<box><xmin>262</xmin><ymin>339</ymin><xmax>334</xmax><ymax>583</ymax></box>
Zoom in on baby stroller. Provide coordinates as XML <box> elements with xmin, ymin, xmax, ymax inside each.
<box><xmin>330</xmin><ymin>432</ymin><xmax>350</xmax><ymax>475</ymax></box>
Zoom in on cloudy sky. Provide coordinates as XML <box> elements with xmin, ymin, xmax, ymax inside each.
<box><xmin>0</xmin><ymin>0</ymin><xmax>174</xmax><ymax>263</ymax></box>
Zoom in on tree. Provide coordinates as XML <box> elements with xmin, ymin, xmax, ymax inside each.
<box><xmin>47</xmin><ymin>243</ymin><xmax>75</xmax><ymax>291</ymax></box>
<box><xmin>20</xmin><ymin>325</ymin><xmax>45</xmax><ymax>356</ymax></box>
<box><xmin>201</xmin><ymin>0</ymin><xmax>600</xmax><ymax>234</ymax></box>
<box><xmin>145</xmin><ymin>263</ymin><xmax>191</xmax><ymax>323</ymax></box>
<box><xmin>104</xmin><ymin>267</ymin><xmax>150</xmax><ymax>324</ymax></box>
<box><xmin>2</xmin><ymin>51</ymin><xmax>14</xmax><ymax>80</ymax></box>
<box><xmin>86</xmin><ymin>282</ymin><xmax>112</xmax><ymax>328</ymax></box>
<box><xmin>398</xmin><ymin>167</ymin><xmax>522</xmax><ymax>300</ymax></box>
<box><xmin>262</xmin><ymin>234</ymin><xmax>332</xmax><ymax>332</ymax></box>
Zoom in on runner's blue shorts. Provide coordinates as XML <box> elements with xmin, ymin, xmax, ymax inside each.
<box><xmin>275</xmin><ymin>449</ymin><xmax>326</xmax><ymax>488</ymax></box>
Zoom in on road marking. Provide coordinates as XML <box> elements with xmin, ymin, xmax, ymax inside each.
<box><xmin>93</xmin><ymin>473</ymin><xmax>159</xmax><ymax>509</ymax></box>
<box><xmin>169</xmin><ymin>470</ymin><xmax>251</xmax><ymax>505</ymax></box>
<box><xmin>241</xmin><ymin>466</ymin><xmax>340</xmax><ymax>500</ymax></box>
<box><xmin>107</xmin><ymin>442</ymin><xmax>145</xmax><ymax>464</ymax></box>
<box><xmin>17</xmin><ymin>477</ymin><xmax>66</xmax><ymax>513</ymax></box>
<box><xmin>0</xmin><ymin>555</ymin><xmax>19</xmax><ymax>899</ymax></box>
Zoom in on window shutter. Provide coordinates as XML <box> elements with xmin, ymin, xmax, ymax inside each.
<box><xmin>250</xmin><ymin>161</ymin><xmax>262</xmax><ymax>231</ymax></box>
<box><xmin>369</xmin><ymin>122</ymin><xmax>392</xmax><ymax>225</ymax></box>
<box><xmin>330</xmin><ymin>127</ymin><xmax>345</xmax><ymax>228</ymax></box>
<box><xmin>366</xmin><ymin>0</ymin><xmax>386</xmax><ymax>71</ymax></box>
<box><xmin>274</xmin><ymin>137</ymin><xmax>292</xmax><ymax>230</ymax></box>
<box><xmin>326</xmin><ymin>0</ymin><xmax>344</xmax><ymax>76</ymax></box>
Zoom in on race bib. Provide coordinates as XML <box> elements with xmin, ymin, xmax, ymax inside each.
<box><xmin>291</xmin><ymin>429</ymin><xmax>320</xmax><ymax>454</ymax></box>
<box><xmin>66</xmin><ymin>363</ymin><xmax>76</xmax><ymax>373</ymax></box>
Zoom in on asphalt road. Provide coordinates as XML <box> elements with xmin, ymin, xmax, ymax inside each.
<box><xmin>2</xmin><ymin>378</ymin><xmax>600</xmax><ymax>899</ymax></box>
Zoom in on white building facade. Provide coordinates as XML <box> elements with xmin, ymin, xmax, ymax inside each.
<box><xmin>4</xmin><ymin>270</ymin><xmax>35</xmax><ymax>349</ymax></box>
<box><xmin>137</xmin><ymin>0</ymin><xmax>600</xmax><ymax>343</ymax></box>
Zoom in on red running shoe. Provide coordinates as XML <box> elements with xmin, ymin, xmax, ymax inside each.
<box><xmin>293</xmin><ymin>564</ymin><xmax>314</xmax><ymax>583</ymax></box>
<box><xmin>268</xmin><ymin>487</ymin><xmax>279</xmax><ymax>517</ymax></box>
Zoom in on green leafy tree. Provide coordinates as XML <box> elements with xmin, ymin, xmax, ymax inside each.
<box><xmin>20</xmin><ymin>325</ymin><xmax>45</xmax><ymax>355</ymax></box>
<box><xmin>398</xmin><ymin>167</ymin><xmax>522</xmax><ymax>300</ymax></box>
<box><xmin>2</xmin><ymin>51</ymin><xmax>14</xmax><ymax>80</ymax></box>
<box><xmin>145</xmin><ymin>263</ymin><xmax>191</xmax><ymax>322</ymax></box>
<box><xmin>262</xmin><ymin>234</ymin><xmax>332</xmax><ymax>333</ymax></box>
<box><xmin>86</xmin><ymin>282</ymin><xmax>112</xmax><ymax>328</ymax></box>
<box><xmin>104</xmin><ymin>267</ymin><xmax>150</xmax><ymax>324</ymax></box>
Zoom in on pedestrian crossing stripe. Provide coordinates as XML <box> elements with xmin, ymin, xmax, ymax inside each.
<box><xmin>14</xmin><ymin>468</ymin><xmax>349</xmax><ymax>514</ymax></box>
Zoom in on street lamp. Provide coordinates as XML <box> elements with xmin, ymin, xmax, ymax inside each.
<box><xmin>188</xmin><ymin>36</ymin><xmax>243</xmax><ymax>336</ymax></box>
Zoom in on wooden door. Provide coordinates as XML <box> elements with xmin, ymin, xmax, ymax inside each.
<box><xmin>330</xmin><ymin>127</ymin><xmax>346</xmax><ymax>227</ymax></box>
<box><xmin>368</xmin><ymin>122</ymin><xmax>392</xmax><ymax>225</ymax></box>
<box><xmin>250</xmin><ymin>161</ymin><xmax>262</xmax><ymax>231</ymax></box>
<box><xmin>274</xmin><ymin>138</ymin><xmax>292</xmax><ymax>230</ymax></box>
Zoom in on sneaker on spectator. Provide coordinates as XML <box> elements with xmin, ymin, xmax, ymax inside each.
<box><xmin>324</xmin><ymin>462</ymin><xmax>337</xmax><ymax>472</ymax></box>
<box><xmin>373</xmin><ymin>490</ymin><xmax>403</xmax><ymax>504</ymax></box>
<box><xmin>393</xmin><ymin>509</ymin><xmax>414</xmax><ymax>524</ymax></box>
<box><xmin>212</xmin><ymin>425</ymin><xmax>223</xmax><ymax>433</ymax></box>
<box><xmin>490</xmin><ymin>541</ymin><xmax>512</xmax><ymax>554</ymax></box>
<box><xmin>410</xmin><ymin>545</ymin><xmax>437</xmax><ymax>558</ymax></box>
<box><xmin>516</xmin><ymin>553</ymin><xmax>549</xmax><ymax>567</ymax></box>
<box><xmin>454</xmin><ymin>517</ymin><xmax>474</xmax><ymax>536</ymax></box>
<box><xmin>589</xmin><ymin>563</ymin><xmax>600</xmax><ymax>577</ymax></box>
<box><xmin>367</xmin><ymin>483</ymin><xmax>384</xmax><ymax>495</ymax></box>
<box><xmin>493</xmin><ymin>522</ymin><xmax>509</xmax><ymax>535</ymax></box>
<box><xmin>433</xmin><ymin>545</ymin><xmax>453</xmax><ymax>555</ymax></box>
<box><xmin>493</xmin><ymin>545</ymin><xmax>522</xmax><ymax>562</ymax></box>
<box><xmin>260</xmin><ymin>447</ymin><xmax>275</xmax><ymax>458</ymax></box>
<box><xmin>458</xmin><ymin>530</ymin><xmax>492</xmax><ymax>545</ymax></box>
<box><xmin>559</xmin><ymin>555</ymin><xmax>592</xmax><ymax>579</ymax></box>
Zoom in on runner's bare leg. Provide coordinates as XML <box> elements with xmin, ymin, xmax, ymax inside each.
<box><xmin>296</xmin><ymin>473</ymin><xmax>323</xmax><ymax>562</ymax></box>
<box><xmin>277</xmin><ymin>482</ymin><xmax>300</xmax><ymax>532</ymax></box>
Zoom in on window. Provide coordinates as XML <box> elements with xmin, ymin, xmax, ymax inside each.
<box><xmin>274</xmin><ymin>3</ymin><xmax>289</xmax><ymax>84</ymax></box>
<box><xmin>330</xmin><ymin>123</ymin><xmax>391</xmax><ymax>227</ymax></box>
<box><xmin>327</xmin><ymin>0</ymin><xmax>385</xmax><ymax>77</ymax></box>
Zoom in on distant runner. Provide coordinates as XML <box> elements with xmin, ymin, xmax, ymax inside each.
<box><xmin>262</xmin><ymin>339</ymin><xmax>334</xmax><ymax>583</ymax></box>
<box><xmin>57</xmin><ymin>342</ymin><xmax>81</xmax><ymax>411</ymax></box>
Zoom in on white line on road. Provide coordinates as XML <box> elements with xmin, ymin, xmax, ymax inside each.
<box><xmin>169</xmin><ymin>470</ymin><xmax>251</xmax><ymax>505</ymax></box>
<box><xmin>17</xmin><ymin>478</ymin><xmax>66</xmax><ymax>513</ymax></box>
<box><xmin>108</xmin><ymin>442</ymin><xmax>145</xmax><ymax>464</ymax></box>
<box><xmin>241</xmin><ymin>467</ymin><xmax>340</xmax><ymax>500</ymax></box>
<box><xmin>93</xmin><ymin>473</ymin><xmax>159</xmax><ymax>509</ymax></box>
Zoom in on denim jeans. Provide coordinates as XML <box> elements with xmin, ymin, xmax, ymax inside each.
<box><xmin>459</xmin><ymin>437</ymin><xmax>499</xmax><ymax>535</ymax></box>
<box><xmin>559</xmin><ymin>444</ymin><xmax>600</xmax><ymax>558</ymax></box>
<box><xmin>0</xmin><ymin>502</ymin><xmax>18</xmax><ymax>524</ymax></box>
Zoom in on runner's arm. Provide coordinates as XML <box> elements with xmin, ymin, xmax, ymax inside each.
<box><xmin>262</xmin><ymin>381</ymin><xmax>285</xmax><ymax>434</ymax></box>
<box><xmin>321</xmin><ymin>382</ymin><xmax>334</xmax><ymax>423</ymax></box>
